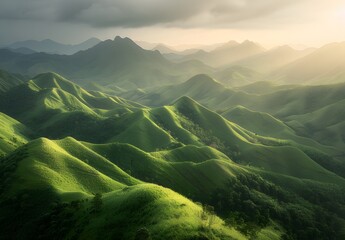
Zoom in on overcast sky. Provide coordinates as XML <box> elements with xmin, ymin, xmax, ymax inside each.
<box><xmin>1</xmin><ymin>0</ymin><xmax>345</xmax><ymax>47</ymax></box>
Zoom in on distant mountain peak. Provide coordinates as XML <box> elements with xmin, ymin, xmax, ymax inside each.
<box><xmin>241</xmin><ymin>40</ymin><xmax>262</xmax><ymax>48</ymax></box>
<box><xmin>33</xmin><ymin>72</ymin><xmax>65</xmax><ymax>80</ymax></box>
<box><xmin>114</xmin><ymin>36</ymin><xmax>133</xmax><ymax>42</ymax></box>
<box><xmin>113</xmin><ymin>36</ymin><xmax>141</xmax><ymax>48</ymax></box>
<box><xmin>187</xmin><ymin>74</ymin><xmax>218</xmax><ymax>85</ymax></box>
<box><xmin>172</xmin><ymin>95</ymin><xmax>198</xmax><ymax>108</ymax></box>
<box><xmin>32</xmin><ymin>72</ymin><xmax>71</xmax><ymax>86</ymax></box>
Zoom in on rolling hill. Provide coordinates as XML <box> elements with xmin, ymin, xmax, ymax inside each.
<box><xmin>0</xmin><ymin>69</ymin><xmax>25</xmax><ymax>93</ymax></box>
<box><xmin>0</xmin><ymin>112</ymin><xmax>32</xmax><ymax>155</ymax></box>
<box><xmin>212</xmin><ymin>66</ymin><xmax>263</xmax><ymax>87</ymax></box>
<box><xmin>0</xmin><ymin>72</ymin><xmax>345</xmax><ymax>239</ymax></box>
<box><xmin>118</xmin><ymin>74</ymin><xmax>345</xmax><ymax>153</ymax></box>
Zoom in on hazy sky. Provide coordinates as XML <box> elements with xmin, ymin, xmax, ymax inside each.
<box><xmin>1</xmin><ymin>0</ymin><xmax>345</xmax><ymax>47</ymax></box>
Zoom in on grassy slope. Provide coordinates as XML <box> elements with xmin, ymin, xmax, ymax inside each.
<box><xmin>0</xmin><ymin>69</ymin><xmax>24</xmax><ymax>93</ymax></box>
<box><xmin>286</xmin><ymin>99</ymin><xmax>345</xmax><ymax>148</ymax></box>
<box><xmin>2</xmin><ymin>136</ymin><xmax>343</xmax><ymax>239</ymax></box>
<box><xmin>0</xmin><ymin>137</ymin><xmax>246</xmax><ymax>240</ymax></box>
<box><xmin>0</xmin><ymin>72</ymin><xmax>344</xmax><ymax>238</ymax></box>
<box><xmin>81</xmin><ymin>184</ymin><xmax>246</xmax><ymax>240</ymax></box>
<box><xmin>222</xmin><ymin>106</ymin><xmax>334</xmax><ymax>152</ymax></box>
<box><xmin>1</xmin><ymin>73</ymin><xmax>342</xmax><ymax>183</ymax></box>
<box><xmin>119</xmin><ymin>74</ymin><xmax>345</xmax><ymax>153</ymax></box>
<box><xmin>0</xmin><ymin>112</ymin><xmax>32</xmax><ymax>155</ymax></box>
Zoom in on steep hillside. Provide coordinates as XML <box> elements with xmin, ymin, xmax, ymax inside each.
<box><xmin>0</xmin><ymin>69</ymin><xmax>25</xmax><ymax>93</ymax></box>
<box><xmin>0</xmin><ymin>112</ymin><xmax>32</xmax><ymax>155</ymax></box>
<box><xmin>118</xmin><ymin>74</ymin><xmax>345</xmax><ymax>156</ymax></box>
<box><xmin>0</xmin><ymin>72</ymin><xmax>345</xmax><ymax>239</ymax></box>
<box><xmin>1</xmin><ymin>136</ymin><xmax>344</xmax><ymax>239</ymax></box>
<box><xmin>0</xmin><ymin>137</ymin><xmax>248</xmax><ymax>240</ymax></box>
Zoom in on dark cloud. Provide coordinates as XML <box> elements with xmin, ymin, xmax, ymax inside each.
<box><xmin>0</xmin><ymin>0</ymin><xmax>302</xmax><ymax>28</ymax></box>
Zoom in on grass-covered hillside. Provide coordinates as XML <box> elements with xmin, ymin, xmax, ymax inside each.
<box><xmin>0</xmin><ymin>69</ymin><xmax>25</xmax><ymax>93</ymax></box>
<box><xmin>119</xmin><ymin>74</ymin><xmax>345</xmax><ymax>151</ymax></box>
<box><xmin>0</xmin><ymin>72</ymin><xmax>344</xmax><ymax>240</ymax></box>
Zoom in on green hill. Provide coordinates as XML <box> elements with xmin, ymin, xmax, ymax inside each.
<box><xmin>0</xmin><ymin>137</ymin><xmax>249</xmax><ymax>240</ymax></box>
<box><xmin>286</xmin><ymin>99</ymin><xmax>345</xmax><ymax>149</ymax></box>
<box><xmin>1</xmin><ymin>136</ymin><xmax>344</xmax><ymax>239</ymax></box>
<box><xmin>0</xmin><ymin>69</ymin><xmax>25</xmax><ymax>93</ymax></box>
<box><xmin>212</xmin><ymin>66</ymin><xmax>263</xmax><ymax>87</ymax></box>
<box><xmin>2</xmin><ymin>73</ymin><xmax>342</xmax><ymax>183</ymax></box>
<box><xmin>0</xmin><ymin>72</ymin><xmax>345</xmax><ymax>239</ymax></box>
<box><xmin>0</xmin><ymin>112</ymin><xmax>32</xmax><ymax>155</ymax></box>
<box><xmin>119</xmin><ymin>74</ymin><xmax>345</xmax><ymax>152</ymax></box>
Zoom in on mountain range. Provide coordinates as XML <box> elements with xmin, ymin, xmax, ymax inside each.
<box><xmin>1</xmin><ymin>35</ymin><xmax>345</xmax><ymax>239</ymax></box>
<box><xmin>3</xmin><ymin>38</ymin><xmax>101</xmax><ymax>55</ymax></box>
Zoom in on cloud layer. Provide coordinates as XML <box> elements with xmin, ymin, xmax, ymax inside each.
<box><xmin>0</xmin><ymin>0</ymin><xmax>301</xmax><ymax>28</ymax></box>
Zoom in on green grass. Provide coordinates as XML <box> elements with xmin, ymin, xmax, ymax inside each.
<box><xmin>74</xmin><ymin>184</ymin><xmax>246</xmax><ymax>240</ymax></box>
<box><xmin>0</xmin><ymin>71</ymin><xmax>345</xmax><ymax>239</ymax></box>
<box><xmin>0</xmin><ymin>69</ymin><xmax>24</xmax><ymax>93</ymax></box>
<box><xmin>0</xmin><ymin>112</ymin><xmax>32</xmax><ymax>155</ymax></box>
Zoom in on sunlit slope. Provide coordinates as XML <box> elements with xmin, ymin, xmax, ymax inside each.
<box><xmin>84</xmin><ymin>141</ymin><xmax>247</xmax><ymax>198</ymax></box>
<box><xmin>86</xmin><ymin>184</ymin><xmax>245</xmax><ymax>240</ymax></box>
<box><xmin>1</xmin><ymin>73</ymin><xmax>342</xmax><ymax>184</ymax></box>
<box><xmin>38</xmin><ymin>184</ymin><xmax>246</xmax><ymax>240</ymax></box>
<box><xmin>3</xmin><ymin>137</ymin><xmax>343</xmax><ymax>239</ymax></box>
<box><xmin>121</xmin><ymin>74</ymin><xmax>345</xmax><ymax>119</ymax></box>
<box><xmin>0</xmin><ymin>112</ymin><xmax>32</xmax><ymax>155</ymax></box>
<box><xmin>120</xmin><ymin>74</ymin><xmax>345</xmax><ymax>151</ymax></box>
<box><xmin>0</xmin><ymin>133</ymin><xmax>343</xmax><ymax>239</ymax></box>
<box><xmin>0</xmin><ymin>72</ymin><xmax>146</xmax><ymax>141</ymax></box>
<box><xmin>0</xmin><ymin>137</ymin><xmax>247</xmax><ymax>240</ymax></box>
<box><xmin>2</xmin><ymin>138</ymin><xmax>137</xmax><ymax>198</ymax></box>
<box><xmin>0</xmin><ymin>137</ymin><xmax>135</xmax><ymax>238</ymax></box>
